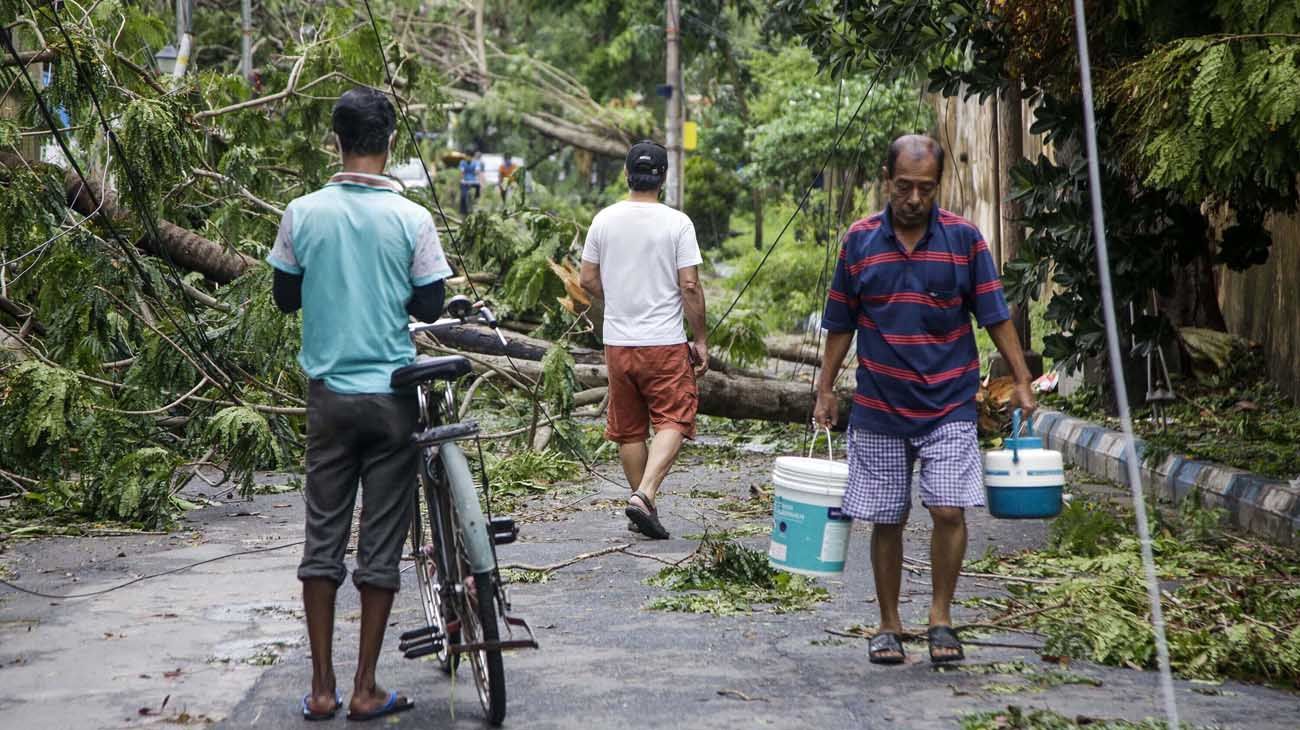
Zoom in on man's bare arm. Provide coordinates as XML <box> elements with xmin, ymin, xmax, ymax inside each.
<box><xmin>986</xmin><ymin>319</ymin><xmax>1037</xmax><ymax>413</ymax></box>
<box><xmin>678</xmin><ymin>265</ymin><xmax>708</xmax><ymax>376</ymax></box>
<box><xmin>813</xmin><ymin>331</ymin><xmax>854</xmax><ymax>428</ymax></box>
<box><xmin>580</xmin><ymin>261</ymin><xmax>603</xmax><ymax>300</ymax></box>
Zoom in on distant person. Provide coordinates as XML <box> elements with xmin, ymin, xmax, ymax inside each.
<box><xmin>458</xmin><ymin>150</ymin><xmax>484</xmax><ymax>215</ymax></box>
<box><xmin>498</xmin><ymin>154</ymin><xmax>519</xmax><ymax>203</ymax></box>
<box><xmin>579</xmin><ymin>140</ymin><xmax>708</xmax><ymax>540</ymax></box>
<box><xmin>268</xmin><ymin>86</ymin><xmax>452</xmax><ymax>721</ymax></box>
<box><xmin>813</xmin><ymin>134</ymin><xmax>1035</xmax><ymax>666</ymax></box>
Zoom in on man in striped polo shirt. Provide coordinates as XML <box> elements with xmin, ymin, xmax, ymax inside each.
<box><xmin>813</xmin><ymin>135</ymin><xmax>1035</xmax><ymax>666</ymax></box>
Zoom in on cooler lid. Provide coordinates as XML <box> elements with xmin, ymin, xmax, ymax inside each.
<box><xmin>1005</xmin><ymin>436</ymin><xmax>1043</xmax><ymax>450</ymax></box>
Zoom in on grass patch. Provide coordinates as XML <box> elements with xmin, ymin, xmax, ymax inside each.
<box><xmin>683</xmin><ymin>523</ymin><xmax>769</xmax><ymax>540</ymax></box>
<box><xmin>960</xmin><ymin>706</ymin><xmax>1216</xmax><ymax>729</ymax></box>
<box><xmin>645</xmin><ymin>535</ymin><xmax>828</xmax><ymax>615</ymax></box>
<box><xmin>697</xmin><ymin>414</ymin><xmax>810</xmax><ymax>454</ymax></box>
<box><xmin>1041</xmin><ymin>350</ymin><xmax>1300</xmax><ymax>479</ymax></box>
<box><xmin>966</xmin><ymin>494</ymin><xmax>1300</xmax><ymax>688</ymax></box>
<box><xmin>715</xmin><ymin>484</ymin><xmax>773</xmax><ymax>520</ymax></box>
<box><xmin>938</xmin><ymin>660</ymin><xmax>1102</xmax><ymax>695</ymax></box>
<box><xmin>485</xmin><ymin>449</ymin><xmax>582</xmax><ymax>513</ymax></box>
<box><xmin>500</xmin><ymin>568</ymin><xmax>550</xmax><ymax>584</ymax></box>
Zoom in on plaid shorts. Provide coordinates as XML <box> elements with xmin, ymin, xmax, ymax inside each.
<box><xmin>842</xmin><ymin>421</ymin><xmax>984</xmax><ymax>524</ymax></box>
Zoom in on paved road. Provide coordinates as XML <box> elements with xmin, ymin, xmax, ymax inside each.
<box><xmin>2</xmin><ymin>449</ymin><xmax>1297</xmax><ymax>729</ymax></box>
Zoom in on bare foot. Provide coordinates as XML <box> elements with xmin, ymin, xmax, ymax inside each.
<box><xmin>305</xmin><ymin>679</ymin><xmax>338</xmax><ymax>717</ymax></box>
<box><xmin>349</xmin><ymin>683</ymin><xmax>407</xmax><ymax>717</ymax></box>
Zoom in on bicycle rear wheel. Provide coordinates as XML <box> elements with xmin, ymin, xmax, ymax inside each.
<box><xmin>412</xmin><ymin>452</ymin><xmax>460</xmax><ymax>673</ymax></box>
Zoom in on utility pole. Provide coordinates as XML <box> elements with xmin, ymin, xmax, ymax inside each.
<box><xmin>240</xmin><ymin>0</ymin><xmax>253</xmax><ymax>81</ymax></box>
<box><xmin>664</xmin><ymin>0</ymin><xmax>684</xmax><ymax>209</ymax></box>
<box><xmin>174</xmin><ymin>0</ymin><xmax>194</xmax><ymax>79</ymax></box>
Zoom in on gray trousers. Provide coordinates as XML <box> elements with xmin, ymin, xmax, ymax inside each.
<box><xmin>297</xmin><ymin>380</ymin><xmax>418</xmax><ymax>591</ymax></box>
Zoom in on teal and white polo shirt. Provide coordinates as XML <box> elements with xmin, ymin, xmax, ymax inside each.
<box><xmin>267</xmin><ymin>172</ymin><xmax>453</xmax><ymax>394</ymax></box>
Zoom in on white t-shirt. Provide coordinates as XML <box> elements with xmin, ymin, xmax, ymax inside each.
<box><xmin>581</xmin><ymin>201</ymin><xmax>703</xmax><ymax>347</ymax></box>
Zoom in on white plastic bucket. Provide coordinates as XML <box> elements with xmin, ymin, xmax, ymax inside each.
<box><xmin>768</xmin><ymin>436</ymin><xmax>852</xmax><ymax>577</ymax></box>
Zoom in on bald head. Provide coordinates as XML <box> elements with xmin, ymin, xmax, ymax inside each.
<box><xmin>885</xmin><ymin>134</ymin><xmax>944</xmax><ymax>181</ymax></box>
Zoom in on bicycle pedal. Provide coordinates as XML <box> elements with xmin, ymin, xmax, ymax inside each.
<box><xmin>403</xmin><ymin>642</ymin><xmax>444</xmax><ymax>660</ymax></box>
<box><xmin>400</xmin><ymin>625</ymin><xmax>437</xmax><ymax>642</ymax></box>
<box><xmin>489</xmin><ymin>516</ymin><xmax>518</xmax><ymax>545</ymax></box>
<box><xmin>399</xmin><ymin>633</ymin><xmax>443</xmax><ymax>652</ymax></box>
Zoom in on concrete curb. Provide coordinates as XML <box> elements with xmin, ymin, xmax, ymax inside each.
<box><xmin>1031</xmin><ymin>409</ymin><xmax>1300</xmax><ymax>546</ymax></box>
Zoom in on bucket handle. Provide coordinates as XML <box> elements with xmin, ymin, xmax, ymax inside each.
<box><xmin>807</xmin><ymin>426</ymin><xmax>834</xmax><ymax>462</ymax></box>
<box><xmin>1010</xmin><ymin>408</ymin><xmax>1034</xmax><ymax>464</ymax></box>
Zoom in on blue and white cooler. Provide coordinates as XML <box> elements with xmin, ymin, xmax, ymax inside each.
<box><xmin>983</xmin><ymin>409</ymin><xmax>1065</xmax><ymax>519</ymax></box>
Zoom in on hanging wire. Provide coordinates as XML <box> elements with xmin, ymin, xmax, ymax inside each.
<box><xmin>4</xmin><ymin>13</ymin><xmax>240</xmax><ymax>403</ymax></box>
<box><xmin>357</xmin><ymin>0</ymin><xmax>624</xmax><ymax>489</ymax></box>
<box><xmin>709</xmin><ymin>0</ymin><xmax>924</xmax><ymax>338</ymax></box>
<box><xmin>794</xmin><ymin>0</ymin><xmax>849</xmax><ymax>430</ymax></box>
<box><xmin>1071</xmin><ymin>2</ymin><xmax>1180</xmax><ymax>727</ymax></box>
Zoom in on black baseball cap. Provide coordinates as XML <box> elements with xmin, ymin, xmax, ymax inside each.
<box><xmin>626</xmin><ymin>140</ymin><xmax>668</xmax><ymax>178</ymax></box>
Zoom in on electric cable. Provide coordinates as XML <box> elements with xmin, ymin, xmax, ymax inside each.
<box><xmin>709</xmin><ymin>0</ymin><xmax>923</xmax><ymax>338</ymax></box>
<box><xmin>6</xmin><ymin>9</ymin><xmax>240</xmax><ymax>404</ymax></box>
<box><xmin>358</xmin><ymin>0</ymin><xmax>624</xmax><ymax>489</ymax></box>
<box><xmin>1071</xmin><ymin>2</ymin><xmax>1180</xmax><ymax>726</ymax></box>
<box><xmin>0</xmin><ymin>540</ymin><xmax>305</xmax><ymax>600</ymax></box>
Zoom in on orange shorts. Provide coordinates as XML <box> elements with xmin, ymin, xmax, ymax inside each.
<box><xmin>604</xmin><ymin>344</ymin><xmax>698</xmax><ymax>443</ymax></box>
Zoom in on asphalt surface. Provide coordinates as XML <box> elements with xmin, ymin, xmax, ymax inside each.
<box><xmin>2</xmin><ymin>448</ymin><xmax>1298</xmax><ymax>729</ymax></box>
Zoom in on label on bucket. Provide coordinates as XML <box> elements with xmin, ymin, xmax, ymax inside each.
<box><xmin>819</xmin><ymin>521</ymin><xmax>851</xmax><ymax>563</ymax></box>
<box><xmin>769</xmin><ymin>494</ymin><xmax>851</xmax><ymax>576</ymax></box>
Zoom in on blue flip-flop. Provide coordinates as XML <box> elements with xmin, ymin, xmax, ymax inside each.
<box><xmin>346</xmin><ymin>690</ymin><xmax>414</xmax><ymax>722</ymax></box>
<box><xmin>301</xmin><ymin>690</ymin><xmax>343</xmax><ymax>721</ymax></box>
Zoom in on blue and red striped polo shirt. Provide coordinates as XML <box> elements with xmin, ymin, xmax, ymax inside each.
<box><xmin>821</xmin><ymin>204</ymin><xmax>1009</xmax><ymax>436</ymax></box>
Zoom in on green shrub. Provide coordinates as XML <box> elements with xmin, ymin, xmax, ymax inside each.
<box><xmin>684</xmin><ymin>156</ymin><xmax>741</xmax><ymax>249</ymax></box>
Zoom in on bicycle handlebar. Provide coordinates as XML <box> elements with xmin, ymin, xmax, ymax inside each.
<box><xmin>408</xmin><ymin>304</ymin><xmax>507</xmax><ymax>347</ymax></box>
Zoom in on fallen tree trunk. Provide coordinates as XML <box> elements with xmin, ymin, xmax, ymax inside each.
<box><xmin>437</xmin><ymin>323</ymin><xmax>769</xmax><ymax>379</ymax></box>
<box><xmin>460</xmin><ymin>352</ymin><xmax>851</xmax><ymax>425</ymax></box>
<box><xmin>428</xmin><ymin>324</ymin><xmax>604</xmax><ymax>365</ymax></box>
<box><xmin>764</xmin><ymin>339</ymin><xmax>822</xmax><ymax>366</ymax></box>
<box><xmin>64</xmin><ymin>172</ymin><xmax>257</xmax><ymax>284</ymax></box>
<box><xmin>444</xmin><ymin>88</ymin><xmax>630</xmax><ymax>158</ymax></box>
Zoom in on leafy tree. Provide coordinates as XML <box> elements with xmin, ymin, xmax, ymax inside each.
<box><xmin>684</xmin><ymin>156</ymin><xmax>741</xmax><ymax>248</ymax></box>
<box><xmin>780</xmin><ymin>0</ymin><xmax>1300</xmax><ymax>370</ymax></box>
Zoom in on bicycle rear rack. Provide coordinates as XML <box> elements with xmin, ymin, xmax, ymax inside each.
<box><xmin>444</xmin><ymin>600</ymin><xmax>539</xmax><ymax>654</ymax></box>
<box><xmin>413</xmin><ymin>420</ymin><xmax>481</xmax><ymax>447</ymax></box>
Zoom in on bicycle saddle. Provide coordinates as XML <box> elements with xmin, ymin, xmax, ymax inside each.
<box><xmin>390</xmin><ymin>355</ymin><xmax>473</xmax><ymax>389</ymax></box>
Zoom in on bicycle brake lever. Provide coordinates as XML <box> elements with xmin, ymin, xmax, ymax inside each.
<box><xmin>479</xmin><ymin>306</ymin><xmax>508</xmax><ymax>347</ymax></box>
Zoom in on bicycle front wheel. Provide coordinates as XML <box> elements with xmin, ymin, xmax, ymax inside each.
<box><xmin>461</xmin><ymin>568</ymin><xmax>507</xmax><ymax>725</ymax></box>
<box><xmin>440</xmin><ymin>442</ymin><xmax>507</xmax><ymax>725</ymax></box>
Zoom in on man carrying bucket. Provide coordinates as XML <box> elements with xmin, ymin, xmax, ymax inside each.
<box><xmin>813</xmin><ymin>135</ymin><xmax>1035</xmax><ymax>665</ymax></box>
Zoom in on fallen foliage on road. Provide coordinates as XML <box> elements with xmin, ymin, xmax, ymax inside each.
<box><xmin>967</xmin><ymin>494</ymin><xmax>1300</xmax><ymax>688</ymax></box>
<box><xmin>646</xmin><ymin>534</ymin><xmax>828</xmax><ymax>615</ymax></box>
<box><xmin>960</xmin><ymin>705</ymin><xmax>1216</xmax><ymax>729</ymax></box>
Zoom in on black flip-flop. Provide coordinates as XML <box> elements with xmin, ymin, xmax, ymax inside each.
<box><xmin>301</xmin><ymin>691</ymin><xmax>342</xmax><ymax>721</ymax></box>
<box><xmin>927</xmin><ymin>625</ymin><xmax>965</xmax><ymax>663</ymax></box>
<box><xmin>868</xmin><ymin>632</ymin><xmax>906</xmax><ymax>665</ymax></box>
<box><xmin>346</xmin><ymin>690</ymin><xmax>414</xmax><ymax>722</ymax></box>
<box><xmin>625</xmin><ymin>491</ymin><xmax>670</xmax><ymax>540</ymax></box>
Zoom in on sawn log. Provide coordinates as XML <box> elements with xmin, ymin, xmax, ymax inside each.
<box><xmin>460</xmin><ymin>352</ymin><xmax>851</xmax><ymax>425</ymax></box>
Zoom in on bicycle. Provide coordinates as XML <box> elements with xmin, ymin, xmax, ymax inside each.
<box><xmin>390</xmin><ymin>295</ymin><xmax>538</xmax><ymax>726</ymax></box>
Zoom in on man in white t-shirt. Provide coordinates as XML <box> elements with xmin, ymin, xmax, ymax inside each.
<box><xmin>579</xmin><ymin>140</ymin><xmax>708</xmax><ymax>540</ymax></box>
